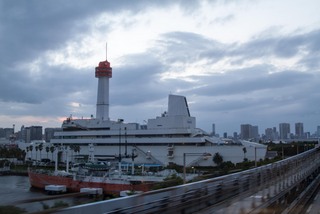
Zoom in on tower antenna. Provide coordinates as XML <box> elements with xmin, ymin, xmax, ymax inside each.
<box><xmin>106</xmin><ymin>42</ymin><xmax>108</xmax><ymax>60</ymax></box>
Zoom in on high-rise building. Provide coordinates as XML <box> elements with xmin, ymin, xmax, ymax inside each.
<box><xmin>0</xmin><ymin>128</ymin><xmax>14</xmax><ymax>139</ymax></box>
<box><xmin>279</xmin><ymin>123</ymin><xmax>290</xmax><ymax>139</ymax></box>
<box><xmin>4</xmin><ymin>128</ymin><xmax>14</xmax><ymax>139</ymax></box>
<box><xmin>44</xmin><ymin>128</ymin><xmax>62</xmax><ymax>142</ymax></box>
<box><xmin>265</xmin><ymin>128</ymin><xmax>273</xmax><ymax>140</ymax></box>
<box><xmin>0</xmin><ymin>128</ymin><xmax>4</xmax><ymax>138</ymax></box>
<box><xmin>22</xmin><ymin>126</ymin><xmax>43</xmax><ymax>143</ymax></box>
<box><xmin>317</xmin><ymin>126</ymin><xmax>320</xmax><ymax>137</ymax></box>
<box><xmin>295</xmin><ymin>122</ymin><xmax>304</xmax><ymax>139</ymax></box>
<box><xmin>241</xmin><ymin>124</ymin><xmax>251</xmax><ymax>140</ymax></box>
<box><xmin>233</xmin><ymin>132</ymin><xmax>238</xmax><ymax>139</ymax></box>
<box><xmin>240</xmin><ymin>124</ymin><xmax>259</xmax><ymax>140</ymax></box>
<box><xmin>211</xmin><ymin>123</ymin><xmax>216</xmax><ymax>136</ymax></box>
<box><xmin>265</xmin><ymin>127</ymin><xmax>278</xmax><ymax>141</ymax></box>
<box><xmin>251</xmin><ymin>126</ymin><xmax>259</xmax><ymax>139</ymax></box>
<box><xmin>273</xmin><ymin>127</ymin><xmax>278</xmax><ymax>140</ymax></box>
<box><xmin>30</xmin><ymin>126</ymin><xmax>42</xmax><ymax>141</ymax></box>
<box><xmin>223</xmin><ymin>132</ymin><xmax>227</xmax><ymax>138</ymax></box>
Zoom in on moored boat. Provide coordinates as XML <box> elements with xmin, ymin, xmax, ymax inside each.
<box><xmin>28</xmin><ymin>166</ymin><xmax>180</xmax><ymax>195</ymax></box>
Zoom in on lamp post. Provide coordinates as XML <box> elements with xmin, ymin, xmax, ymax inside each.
<box><xmin>254</xmin><ymin>146</ymin><xmax>266</xmax><ymax>167</ymax></box>
<box><xmin>118</xmin><ymin>119</ymin><xmax>124</xmax><ymax>176</ymax></box>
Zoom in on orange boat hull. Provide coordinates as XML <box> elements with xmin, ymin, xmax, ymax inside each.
<box><xmin>28</xmin><ymin>170</ymin><xmax>153</xmax><ymax>195</ymax></box>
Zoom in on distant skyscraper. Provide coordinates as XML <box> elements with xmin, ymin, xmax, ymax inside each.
<box><xmin>212</xmin><ymin>123</ymin><xmax>216</xmax><ymax>136</ymax></box>
<box><xmin>265</xmin><ymin>128</ymin><xmax>273</xmax><ymax>140</ymax></box>
<box><xmin>317</xmin><ymin>126</ymin><xmax>320</xmax><ymax>137</ymax></box>
<box><xmin>240</xmin><ymin>124</ymin><xmax>259</xmax><ymax>140</ymax></box>
<box><xmin>223</xmin><ymin>132</ymin><xmax>227</xmax><ymax>138</ymax></box>
<box><xmin>44</xmin><ymin>128</ymin><xmax>62</xmax><ymax>142</ymax></box>
<box><xmin>279</xmin><ymin>123</ymin><xmax>290</xmax><ymax>139</ymax></box>
<box><xmin>23</xmin><ymin>126</ymin><xmax>43</xmax><ymax>143</ymax></box>
<box><xmin>265</xmin><ymin>127</ymin><xmax>278</xmax><ymax>141</ymax></box>
<box><xmin>233</xmin><ymin>132</ymin><xmax>238</xmax><ymax>139</ymax></box>
<box><xmin>0</xmin><ymin>128</ymin><xmax>4</xmax><ymax>138</ymax></box>
<box><xmin>295</xmin><ymin>122</ymin><xmax>304</xmax><ymax>139</ymax></box>
<box><xmin>30</xmin><ymin>126</ymin><xmax>42</xmax><ymax>141</ymax></box>
<box><xmin>273</xmin><ymin>127</ymin><xmax>278</xmax><ymax>140</ymax></box>
<box><xmin>241</xmin><ymin>124</ymin><xmax>251</xmax><ymax>140</ymax></box>
<box><xmin>4</xmin><ymin>128</ymin><xmax>14</xmax><ymax>139</ymax></box>
<box><xmin>251</xmin><ymin>126</ymin><xmax>259</xmax><ymax>139</ymax></box>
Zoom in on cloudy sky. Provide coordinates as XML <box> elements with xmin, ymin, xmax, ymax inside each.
<box><xmin>0</xmin><ymin>0</ymin><xmax>319</xmax><ymax>136</ymax></box>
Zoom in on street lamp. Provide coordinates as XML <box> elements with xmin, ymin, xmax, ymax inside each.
<box><xmin>254</xmin><ymin>146</ymin><xmax>266</xmax><ymax>167</ymax></box>
<box><xmin>118</xmin><ymin>119</ymin><xmax>124</xmax><ymax>176</ymax></box>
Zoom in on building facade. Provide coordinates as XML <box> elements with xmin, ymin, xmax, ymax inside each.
<box><xmin>295</xmin><ymin>122</ymin><xmax>304</xmax><ymax>139</ymax></box>
<box><xmin>279</xmin><ymin>123</ymin><xmax>290</xmax><ymax>139</ymax></box>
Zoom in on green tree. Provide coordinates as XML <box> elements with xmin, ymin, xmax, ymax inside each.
<box><xmin>73</xmin><ymin>145</ymin><xmax>80</xmax><ymax>162</ymax></box>
<box><xmin>45</xmin><ymin>146</ymin><xmax>50</xmax><ymax>159</ymax></box>
<box><xmin>38</xmin><ymin>143</ymin><xmax>43</xmax><ymax>160</ymax></box>
<box><xmin>213</xmin><ymin>152</ymin><xmax>223</xmax><ymax>166</ymax></box>
<box><xmin>35</xmin><ymin>146</ymin><xmax>39</xmax><ymax>160</ymax></box>
<box><xmin>29</xmin><ymin>145</ymin><xmax>33</xmax><ymax>159</ymax></box>
<box><xmin>242</xmin><ymin>147</ymin><xmax>247</xmax><ymax>160</ymax></box>
<box><xmin>50</xmin><ymin>146</ymin><xmax>55</xmax><ymax>161</ymax></box>
<box><xmin>69</xmin><ymin>145</ymin><xmax>75</xmax><ymax>162</ymax></box>
<box><xmin>0</xmin><ymin>205</ymin><xmax>26</xmax><ymax>214</ymax></box>
<box><xmin>26</xmin><ymin>147</ymin><xmax>29</xmax><ymax>157</ymax></box>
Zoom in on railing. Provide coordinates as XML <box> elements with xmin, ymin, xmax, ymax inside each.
<box><xmin>133</xmin><ymin>146</ymin><xmax>164</xmax><ymax>166</ymax></box>
<box><xmin>58</xmin><ymin>147</ymin><xmax>320</xmax><ymax>214</ymax></box>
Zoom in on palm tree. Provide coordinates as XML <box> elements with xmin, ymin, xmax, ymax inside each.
<box><xmin>50</xmin><ymin>146</ymin><xmax>55</xmax><ymax>161</ymax></box>
<box><xmin>242</xmin><ymin>147</ymin><xmax>247</xmax><ymax>161</ymax></box>
<box><xmin>69</xmin><ymin>145</ymin><xmax>75</xmax><ymax>162</ymax></box>
<box><xmin>45</xmin><ymin>146</ymin><xmax>50</xmax><ymax>159</ymax></box>
<box><xmin>26</xmin><ymin>147</ymin><xmax>29</xmax><ymax>159</ymax></box>
<box><xmin>39</xmin><ymin>143</ymin><xmax>43</xmax><ymax>160</ymax></box>
<box><xmin>29</xmin><ymin>145</ymin><xmax>33</xmax><ymax>159</ymax></box>
<box><xmin>21</xmin><ymin>150</ymin><xmax>26</xmax><ymax>162</ymax></box>
<box><xmin>213</xmin><ymin>152</ymin><xmax>223</xmax><ymax>167</ymax></box>
<box><xmin>35</xmin><ymin>146</ymin><xmax>39</xmax><ymax>160</ymax></box>
<box><xmin>73</xmin><ymin>145</ymin><xmax>81</xmax><ymax>162</ymax></box>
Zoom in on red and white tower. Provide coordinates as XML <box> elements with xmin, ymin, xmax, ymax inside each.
<box><xmin>95</xmin><ymin>44</ymin><xmax>112</xmax><ymax>120</ymax></box>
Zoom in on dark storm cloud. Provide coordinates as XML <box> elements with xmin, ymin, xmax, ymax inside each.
<box><xmin>110</xmin><ymin>53</ymin><xmax>167</xmax><ymax>105</ymax></box>
<box><xmin>193</xmin><ymin>68</ymin><xmax>314</xmax><ymax>97</ymax></box>
<box><xmin>0</xmin><ymin>0</ymin><xmax>205</xmax><ymax>106</ymax></box>
<box><xmin>109</xmin><ymin>29</ymin><xmax>320</xmax><ymax>109</ymax></box>
<box><xmin>156</xmin><ymin>29</ymin><xmax>320</xmax><ymax>70</ymax></box>
<box><xmin>1</xmin><ymin>0</ymin><xmax>319</xmax><ymax>133</ymax></box>
<box><xmin>147</xmin><ymin>28</ymin><xmax>320</xmax><ymax>133</ymax></box>
<box><xmin>0</xmin><ymin>1</ymin><xmax>103</xmax><ymax>105</ymax></box>
<box><xmin>0</xmin><ymin>59</ymin><xmax>95</xmax><ymax>104</ymax></box>
<box><xmin>230</xmin><ymin>30</ymin><xmax>320</xmax><ymax>65</ymax></box>
<box><xmin>157</xmin><ymin>31</ymin><xmax>222</xmax><ymax>64</ymax></box>
<box><xmin>155</xmin><ymin>29</ymin><xmax>320</xmax><ymax>71</ymax></box>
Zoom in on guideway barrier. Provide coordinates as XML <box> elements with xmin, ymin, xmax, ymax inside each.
<box><xmin>58</xmin><ymin>147</ymin><xmax>320</xmax><ymax>214</ymax></box>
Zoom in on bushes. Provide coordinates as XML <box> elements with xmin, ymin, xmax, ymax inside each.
<box><xmin>0</xmin><ymin>205</ymin><xmax>26</xmax><ymax>214</ymax></box>
<box><xmin>152</xmin><ymin>174</ymin><xmax>184</xmax><ymax>190</ymax></box>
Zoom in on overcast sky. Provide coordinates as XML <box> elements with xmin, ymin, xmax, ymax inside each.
<box><xmin>0</xmin><ymin>0</ymin><xmax>319</xmax><ymax>135</ymax></box>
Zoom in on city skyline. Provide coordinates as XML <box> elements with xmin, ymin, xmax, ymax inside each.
<box><xmin>0</xmin><ymin>0</ymin><xmax>319</xmax><ymax>135</ymax></box>
<box><xmin>213</xmin><ymin>122</ymin><xmax>319</xmax><ymax>138</ymax></box>
<box><xmin>1</xmin><ymin>121</ymin><xmax>319</xmax><ymax>140</ymax></box>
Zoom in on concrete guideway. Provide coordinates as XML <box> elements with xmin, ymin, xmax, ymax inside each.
<box><xmin>307</xmin><ymin>189</ymin><xmax>320</xmax><ymax>214</ymax></box>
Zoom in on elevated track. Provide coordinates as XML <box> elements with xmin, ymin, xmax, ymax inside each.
<box><xmin>56</xmin><ymin>146</ymin><xmax>320</xmax><ymax>214</ymax></box>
